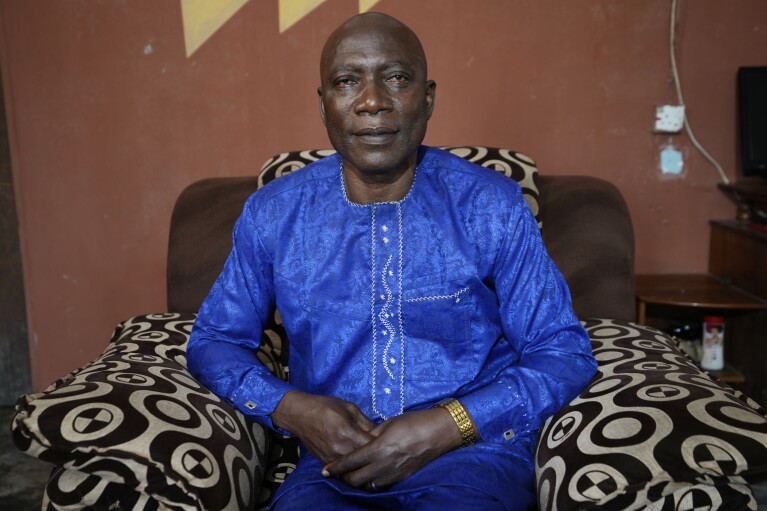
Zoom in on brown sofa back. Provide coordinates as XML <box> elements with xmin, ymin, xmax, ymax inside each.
<box><xmin>538</xmin><ymin>175</ymin><xmax>635</xmax><ymax>321</ymax></box>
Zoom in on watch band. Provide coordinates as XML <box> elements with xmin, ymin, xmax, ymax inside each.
<box><xmin>434</xmin><ymin>398</ymin><xmax>476</xmax><ymax>447</ymax></box>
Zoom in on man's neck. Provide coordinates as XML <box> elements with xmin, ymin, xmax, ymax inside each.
<box><xmin>342</xmin><ymin>163</ymin><xmax>415</xmax><ymax>204</ymax></box>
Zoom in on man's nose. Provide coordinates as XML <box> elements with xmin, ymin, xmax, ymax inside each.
<box><xmin>355</xmin><ymin>80</ymin><xmax>391</xmax><ymax>115</ymax></box>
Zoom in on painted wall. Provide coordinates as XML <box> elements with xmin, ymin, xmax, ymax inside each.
<box><xmin>1</xmin><ymin>0</ymin><xmax>765</xmax><ymax>391</ymax></box>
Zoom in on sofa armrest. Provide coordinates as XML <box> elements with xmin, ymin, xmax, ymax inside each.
<box><xmin>11</xmin><ymin>313</ymin><xmax>270</xmax><ymax>511</ymax></box>
<box><xmin>538</xmin><ymin>176</ymin><xmax>635</xmax><ymax>321</ymax></box>
<box><xmin>535</xmin><ymin>319</ymin><xmax>767</xmax><ymax>509</ymax></box>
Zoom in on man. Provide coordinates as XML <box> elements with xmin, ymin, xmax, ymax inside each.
<box><xmin>188</xmin><ymin>12</ymin><xmax>597</xmax><ymax>511</ymax></box>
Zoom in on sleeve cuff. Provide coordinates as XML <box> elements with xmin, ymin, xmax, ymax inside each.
<box><xmin>459</xmin><ymin>389</ymin><xmax>529</xmax><ymax>445</ymax></box>
<box><xmin>230</xmin><ymin>373</ymin><xmax>296</xmax><ymax>436</ymax></box>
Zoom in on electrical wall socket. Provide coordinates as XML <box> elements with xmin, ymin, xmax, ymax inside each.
<box><xmin>654</xmin><ymin>105</ymin><xmax>686</xmax><ymax>133</ymax></box>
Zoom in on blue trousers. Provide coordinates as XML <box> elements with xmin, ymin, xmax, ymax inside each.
<box><xmin>268</xmin><ymin>442</ymin><xmax>537</xmax><ymax>511</ymax></box>
<box><xmin>272</xmin><ymin>481</ymin><xmax>510</xmax><ymax>510</ymax></box>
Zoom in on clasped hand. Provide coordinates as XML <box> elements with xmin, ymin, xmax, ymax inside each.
<box><xmin>271</xmin><ymin>390</ymin><xmax>461</xmax><ymax>491</ymax></box>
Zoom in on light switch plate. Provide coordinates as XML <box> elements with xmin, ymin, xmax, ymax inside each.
<box><xmin>654</xmin><ymin>105</ymin><xmax>686</xmax><ymax>133</ymax></box>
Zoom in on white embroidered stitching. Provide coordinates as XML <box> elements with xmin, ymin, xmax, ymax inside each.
<box><xmin>370</xmin><ymin>204</ymin><xmax>382</xmax><ymax>419</ymax></box>
<box><xmin>356</xmin><ymin>161</ymin><xmax>419</xmax><ymax>420</ymax></box>
<box><xmin>396</xmin><ymin>202</ymin><xmax>405</xmax><ymax>416</ymax></box>
<box><xmin>379</xmin><ymin>255</ymin><xmax>396</xmax><ymax>380</ymax></box>
<box><xmin>405</xmin><ymin>287</ymin><xmax>469</xmax><ymax>303</ymax></box>
<box><xmin>339</xmin><ymin>160</ymin><xmax>419</xmax><ymax>206</ymax></box>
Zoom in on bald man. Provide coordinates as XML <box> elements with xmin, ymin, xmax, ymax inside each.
<box><xmin>188</xmin><ymin>12</ymin><xmax>596</xmax><ymax>510</ymax></box>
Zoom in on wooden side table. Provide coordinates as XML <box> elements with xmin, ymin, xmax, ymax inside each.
<box><xmin>636</xmin><ymin>274</ymin><xmax>767</xmax><ymax>324</ymax></box>
<box><xmin>635</xmin><ymin>273</ymin><xmax>767</xmax><ymax>386</ymax></box>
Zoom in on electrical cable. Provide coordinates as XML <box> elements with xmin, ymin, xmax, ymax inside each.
<box><xmin>669</xmin><ymin>0</ymin><xmax>730</xmax><ymax>184</ymax></box>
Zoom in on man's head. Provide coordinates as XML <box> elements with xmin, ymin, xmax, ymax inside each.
<box><xmin>318</xmin><ymin>13</ymin><xmax>436</xmax><ymax>177</ymax></box>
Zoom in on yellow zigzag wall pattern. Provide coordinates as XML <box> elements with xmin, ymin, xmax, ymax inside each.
<box><xmin>181</xmin><ymin>0</ymin><xmax>382</xmax><ymax>57</ymax></box>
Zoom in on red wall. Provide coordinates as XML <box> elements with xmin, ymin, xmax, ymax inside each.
<box><xmin>1</xmin><ymin>0</ymin><xmax>765</xmax><ymax>390</ymax></box>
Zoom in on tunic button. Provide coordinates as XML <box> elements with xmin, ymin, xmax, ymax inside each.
<box><xmin>384</xmin><ymin>387</ymin><xmax>391</xmax><ymax>394</ymax></box>
<box><xmin>383</xmin><ymin>237</ymin><xmax>389</xmax><ymax>244</ymax></box>
<box><xmin>389</xmin><ymin>357</ymin><xmax>396</xmax><ymax>364</ymax></box>
<box><xmin>382</xmin><ymin>225</ymin><xmax>389</xmax><ymax>232</ymax></box>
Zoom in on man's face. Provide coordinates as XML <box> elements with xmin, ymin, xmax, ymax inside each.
<box><xmin>318</xmin><ymin>22</ymin><xmax>435</xmax><ymax>176</ymax></box>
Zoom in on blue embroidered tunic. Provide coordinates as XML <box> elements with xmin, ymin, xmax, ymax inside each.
<box><xmin>187</xmin><ymin>146</ymin><xmax>597</xmax><ymax>507</ymax></box>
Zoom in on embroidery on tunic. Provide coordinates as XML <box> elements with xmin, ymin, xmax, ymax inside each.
<box><xmin>396</xmin><ymin>201</ymin><xmax>405</xmax><ymax>416</ymax></box>
<box><xmin>370</xmin><ymin>204</ymin><xmax>382</xmax><ymax>419</ymax></box>
<box><xmin>380</xmin><ymin>255</ymin><xmax>396</xmax><ymax>380</ymax></box>
<box><xmin>341</xmin><ymin>161</ymin><xmax>416</xmax><ymax>420</ymax></box>
<box><xmin>369</xmin><ymin>204</ymin><xmax>406</xmax><ymax>420</ymax></box>
<box><xmin>405</xmin><ymin>287</ymin><xmax>469</xmax><ymax>303</ymax></box>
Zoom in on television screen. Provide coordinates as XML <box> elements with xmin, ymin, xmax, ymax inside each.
<box><xmin>738</xmin><ymin>66</ymin><xmax>767</xmax><ymax>178</ymax></box>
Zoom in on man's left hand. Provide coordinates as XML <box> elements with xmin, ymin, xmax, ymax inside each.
<box><xmin>321</xmin><ymin>407</ymin><xmax>462</xmax><ymax>490</ymax></box>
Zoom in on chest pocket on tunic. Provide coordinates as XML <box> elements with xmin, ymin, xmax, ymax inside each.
<box><xmin>402</xmin><ymin>281</ymin><xmax>476</xmax><ymax>382</ymax></box>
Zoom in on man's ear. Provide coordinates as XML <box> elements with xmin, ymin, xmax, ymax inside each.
<box><xmin>425</xmin><ymin>80</ymin><xmax>437</xmax><ymax>120</ymax></box>
<box><xmin>318</xmin><ymin>87</ymin><xmax>327</xmax><ymax>126</ymax></box>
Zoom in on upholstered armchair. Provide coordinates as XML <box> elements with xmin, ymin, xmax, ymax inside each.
<box><xmin>12</xmin><ymin>147</ymin><xmax>767</xmax><ymax>510</ymax></box>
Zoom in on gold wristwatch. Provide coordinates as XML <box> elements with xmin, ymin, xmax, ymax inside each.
<box><xmin>434</xmin><ymin>398</ymin><xmax>477</xmax><ymax>447</ymax></box>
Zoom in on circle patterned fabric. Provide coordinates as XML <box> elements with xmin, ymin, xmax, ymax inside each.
<box><xmin>536</xmin><ymin>319</ymin><xmax>767</xmax><ymax>510</ymax></box>
<box><xmin>12</xmin><ymin>313</ymin><xmax>271</xmax><ymax>511</ymax></box>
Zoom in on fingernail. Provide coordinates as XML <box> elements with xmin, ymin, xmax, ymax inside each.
<box><xmin>322</xmin><ymin>469</ymin><xmax>330</xmax><ymax>477</ymax></box>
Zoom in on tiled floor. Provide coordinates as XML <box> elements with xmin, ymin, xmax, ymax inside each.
<box><xmin>1</xmin><ymin>406</ymin><xmax>51</xmax><ymax>511</ymax></box>
<box><xmin>756</xmin><ymin>482</ymin><xmax>767</xmax><ymax>511</ymax></box>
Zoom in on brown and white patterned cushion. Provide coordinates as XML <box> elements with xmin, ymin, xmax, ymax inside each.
<box><xmin>12</xmin><ymin>313</ymin><xmax>273</xmax><ymax>511</ymax></box>
<box><xmin>536</xmin><ymin>319</ymin><xmax>767</xmax><ymax>510</ymax></box>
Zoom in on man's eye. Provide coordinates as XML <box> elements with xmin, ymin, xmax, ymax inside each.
<box><xmin>387</xmin><ymin>74</ymin><xmax>408</xmax><ymax>83</ymax></box>
<box><xmin>334</xmin><ymin>77</ymin><xmax>356</xmax><ymax>87</ymax></box>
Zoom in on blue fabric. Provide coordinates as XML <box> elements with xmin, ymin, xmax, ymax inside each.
<box><xmin>270</xmin><ymin>444</ymin><xmax>535</xmax><ymax>511</ymax></box>
<box><xmin>187</xmin><ymin>146</ymin><xmax>597</xmax><ymax>507</ymax></box>
<box><xmin>269</xmin><ymin>442</ymin><xmax>535</xmax><ymax>511</ymax></box>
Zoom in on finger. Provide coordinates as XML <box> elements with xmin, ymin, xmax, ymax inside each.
<box><xmin>337</xmin><ymin>462</ymin><xmax>381</xmax><ymax>489</ymax></box>
<box><xmin>345</xmin><ymin>404</ymin><xmax>376</xmax><ymax>432</ymax></box>
<box><xmin>322</xmin><ymin>441</ymin><xmax>376</xmax><ymax>478</ymax></box>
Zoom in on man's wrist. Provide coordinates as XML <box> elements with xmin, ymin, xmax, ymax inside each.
<box><xmin>433</xmin><ymin>398</ymin><xmax>478</xmax><ymax>448</ymax></box>
<box><xmin>271</xmin><ymin>389</ymin><xmax>304</xmax><ymax>433</ymax></box>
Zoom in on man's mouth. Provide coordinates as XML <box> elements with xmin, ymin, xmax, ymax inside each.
<box><xmin>355</xmin><ymin>127</ymin><xmax>397</xmax><ymax>144</ymax></box>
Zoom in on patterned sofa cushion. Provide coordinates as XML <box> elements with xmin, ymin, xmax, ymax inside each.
<box><xmin>536</xmin><ymin>319</ymin><xmax>767</xmax><ymax>510</ymax></box>
<box><xmin>258</xmin><ymin>146</ymin><xmax>542</xmax><ymax>227</ymax></box>
<box><xmin>11</xmin><ymin>313</ymin><xmax>271</xmax><ymax>511</ymax></box>
<box><xmin>43</xmin><ymin>465</ymin><xmax>159</xmax><ymax>511</ymax></box>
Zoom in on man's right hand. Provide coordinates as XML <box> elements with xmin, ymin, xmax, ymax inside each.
<box><xmin>271</xmin><ymin>390</ymin><xmax>376</xmax><ymax>465</ymax></box>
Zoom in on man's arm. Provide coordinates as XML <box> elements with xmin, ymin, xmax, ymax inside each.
<box><xmin>187</xmin><ymin>196</ymin><xmax>376</xmax><ymax>461</ymax></box>
<box><xmin>458</xmin><ymin>189</ymin><xmax>597</xmax><ymax>444</ymax></box>
<box><xmin>187</xmin><ymin>197</ymin><xmax>295</xmax><ymax>430</ymax></box>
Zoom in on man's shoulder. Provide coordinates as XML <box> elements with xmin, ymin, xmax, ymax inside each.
<box><xmin>250</xmin><ymin>152</ymin><xmax>340</xmax><ymax>203</ymax></box>
<box><xmin>422</xmin><ymin>146</ymin><xmax>523</xmax><ymax>198</ymax></box>
<box><xmin>258</xmin><ymin>152</ymin><xmax>340</xmax><ymax>195</ymax></box>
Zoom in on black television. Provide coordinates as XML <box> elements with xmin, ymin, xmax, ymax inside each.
<box><xmin>738</xmin><ymin>66</ymin><xmax>767</xmax><ymax>179</ymax></box>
